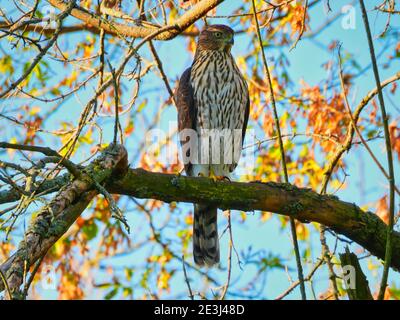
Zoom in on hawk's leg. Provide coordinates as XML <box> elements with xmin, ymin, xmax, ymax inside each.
<box><xmin>209</xmin><ymin>168</ymin><xmax>231</xmax><ymax>182</ymax></box>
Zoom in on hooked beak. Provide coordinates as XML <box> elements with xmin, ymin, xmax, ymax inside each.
<box><xmin>228</xmin><ymin>37</ymin><xmax>234</xmax><ymax>45</ymax></box>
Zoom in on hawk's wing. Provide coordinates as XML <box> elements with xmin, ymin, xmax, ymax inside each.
<box><xmin>242</xmin><ymin>91</ymin><xmax>250</xmax><ymax>146</ymax></box>
<box><xmin>228</xmin><ymin>89</ymin><xmax>250</xmax><ymax>173</ymax></box>
<box><xmin>175</xmin><ymin>67</ymin><xmax>196</xmax><ymax>175</ymax></box>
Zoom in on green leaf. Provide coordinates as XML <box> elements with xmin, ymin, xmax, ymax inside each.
<box><xmin>137</xmin><ymin>100</ymin><xmax>147</xmax><ymax>113</ymax></box>
<box><xmin>82</xmin><ymin>221</ymin><xmax>98</xmax><ymax>240</ymax></box>
<box><xmin>122</xmin><ymin>287</ymin><xmax>133</xmax><ymax>298</ymax></box>
<box><xmin>0</xmin><ymin>56</ymin><xmax>14</xmax><ymax>74</ymax></box>
<box><xmin>124</xmin><ymin>268</ymin><xmax>133</xmax><ymax>281</ymax></box>
<box><xmin>366</xmin><ymin>129</ymin><xmax>378</xmax><ymax>139</ymax></box>
<box><xmin>104</xmin><ymin>288</ymin><xmax>119</xmax><ymax>300</ymax></box>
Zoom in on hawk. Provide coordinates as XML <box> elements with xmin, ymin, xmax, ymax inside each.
<box><xmin>175</xmin><ymin>25</ymin><xmax>249</xmax><ymax>267</ymax></box>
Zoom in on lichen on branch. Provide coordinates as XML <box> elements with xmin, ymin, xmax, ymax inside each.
<box><xmin>0</xmin><ymin>144</ymin><xmax>128</xmax><ymax>298</ymax></box>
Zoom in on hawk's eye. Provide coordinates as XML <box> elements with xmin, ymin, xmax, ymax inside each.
<box><xmin>214</xmin><ymin>32</ymin><xmax>222</xmax><ymax>38</ymax></box>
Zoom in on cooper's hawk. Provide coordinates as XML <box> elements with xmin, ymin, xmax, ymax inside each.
<box><xmin>176</xmin><ymin>25</ymin><xmax>249</xmax><ymax>267</ymax></box>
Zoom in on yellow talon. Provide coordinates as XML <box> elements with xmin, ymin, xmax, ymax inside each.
<box><xmin>209</xmin><ymin>170</ymin><xmax>230</xmax><ymax>182</ymax></box>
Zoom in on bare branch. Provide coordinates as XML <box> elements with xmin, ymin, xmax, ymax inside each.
<box><xmin>251</xmin><ymin>0</ymin><xmax>306</xmax><ymax>299</ymax></box>
<box><xmin>0</xmin><ymin>142</ymin><xmax>81</xmax><ymax>178</ymax></box>
<box><xmin>0</xmin><ymin>144</ymin><xmax>128</xmax><ymax>298</ymax></box>
<box><xmin>1</xmin><ymin>164</ymin><xmax>400</xmax><ymax>295</ymax></box>
<box><xmin>0</xmin><ymin>0</ymin><xmax>76</xmax><ymax>99</ymax></box>
<box><xmin>359</xmin><ymin>0</ymin><xmax>396</xmax><ymax>300</ymax></box>
<box><xmin>46</xmin><ymin>0</ymin><xmax>225</xmax><ymax>40</ymax></box>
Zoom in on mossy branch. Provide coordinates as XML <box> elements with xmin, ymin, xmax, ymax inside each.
<box><xmin>108</xmin><ymin>169</ymin><xmax>400</xmax><ymax>271</ymax></box>
<box><xmin>1</xmin><ymin>156</ymin><xmax>400</xmax><ymax>296</ymax></box>
<box><xmin>0</xmin><ymin>144</ymin><xmax>128</xmax><ymax>298</ymax></box>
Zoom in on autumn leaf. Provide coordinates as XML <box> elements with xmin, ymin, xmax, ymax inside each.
<box><xmin>376</xmin><ymin>195</ymin><xmax>389</xmax><ymax>225</ymax></box>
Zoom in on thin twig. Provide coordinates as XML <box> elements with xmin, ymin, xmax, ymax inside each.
<box><xmin>22</xmin><ymin>255</ymin><xmax>45</xmax><ymax>299</ymax></box>
<box><xmin>107</xmin><ymin>60</ymin><xmax>122</xmax><ymax>145</ymax></box>
<box><xmin>182</xmin><ymin>255</ymin><xmax>194</xmax><ymax>300</ymax></box>
<box><xmin>0</xmin><ymin>0</ymin><xmax>77</xmax><ymax>99</ymax></box>
<box><xmin>359</xmin><ymin>0</ymin><xmax>396</xmax><ymax>300</ymax></box>
<box><xmin>337</xmin><ymin>45</ymin><xmax>400</xmax><ymax>196</ymax></box>
<box><xmin>275</xmin><ymin>257</ymin><xmax>324</xmax><ymax>300</ymax></box>
<box><xmin>319</xmin><ymin>226</ymin><xmax>339</xmax><ymax>299</ymax></box>
<box><xmin>289</xmin><ymin>0</ymin><xmax>308</xmax><ymax>51</ymax></box>
<box><xmin>251</xmin><ymin>0</ymin><xmax>306</xmax><ymax>300</ymax></box>
<box><xmin>0</xmin><ymin>142</ymin><xmax>81</xmax><ymax>178</ymax></box>
<box><xmin>220</xmin><ymin>210</ymin><xmax>233</xmax><ymax>300</ymax></box>
<box><xmin>135</xmin><ymin>0</ymin><xmax>175</xmax><ymax>103</ymax></box>
<box><xmin>0</xmin><ymin>268</ymin><xmax>12</xmax><ymax>299</ymax></box>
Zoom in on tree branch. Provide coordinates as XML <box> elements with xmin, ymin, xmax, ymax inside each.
<box><xmin>0</xmin><ymin>144</ymin><xmax>128</xmax><ymax>298</ymax></box>
<box><xmin>339</xmin><ymin>247</ymin><xmax>373</xmax><ymax>300</ymax></box>
<box><xmin>251</xmin><ymin>0</ymin><xmax>305</xmax><ymax>299</ymax></box>
<box><xmin>0</xmin><ymin>142</ymin><xmax>81</xmax><ymax>178</ymax></box>
<box><xmin>0</xmin><ymin>0</ymin><xmax>76</xmax><ymax>99</ymax></box>
<box><xmin>1</xmin><ymin>166</ymin><xmax>400</xmax><ymax>295</ymax></box>
<box><xmin>107</xmin><ymin>168</ymin><xmax>400</xmax><ymax>271</ymax></box>
<box><xmin>46</xmin><ymin>0</ymin><xmax>224</xmax><ymax>40</ymax></box>
<box><xmin>359</xmin><ymin>0</ymin><xmax>396</xmax><ymax>300</ymax></box>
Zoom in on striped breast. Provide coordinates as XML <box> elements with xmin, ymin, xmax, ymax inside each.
<box><xmin>190</xmin><ymin>50</ymin><xmax>248</xmax><ymax>172</ymax></box>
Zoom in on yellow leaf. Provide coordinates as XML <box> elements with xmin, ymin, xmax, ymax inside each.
<box><xmin>29</xmin><ymin>106</ymin><xmax>41</xmax><ymax>116</ymax></box>
<box><xmin>7</xmin><ymin>137</ymin><xmax>18</xmax><ymax>158</ymax></box>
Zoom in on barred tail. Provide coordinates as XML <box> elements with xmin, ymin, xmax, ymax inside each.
<box><xmin>193</xmin><ymin>204</ymin><xmax>220</xmax><ymax>267</ymax></box>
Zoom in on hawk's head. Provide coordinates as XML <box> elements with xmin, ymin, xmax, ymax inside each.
<box><xmin>197</xmin><ymin>24</ymin><xmax>235</xmax><ymax>52</ymax></box>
